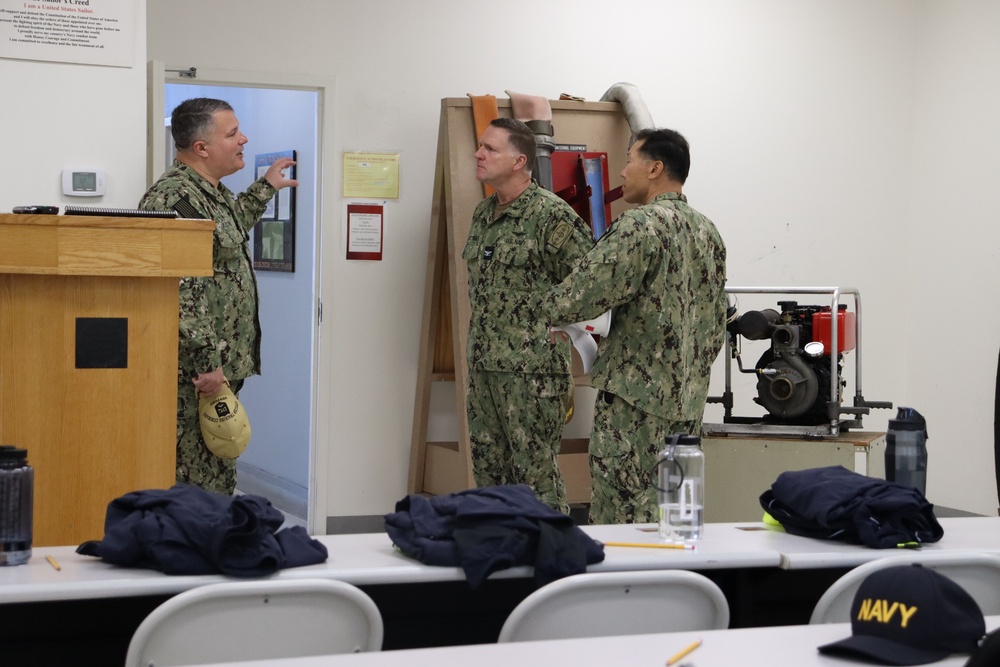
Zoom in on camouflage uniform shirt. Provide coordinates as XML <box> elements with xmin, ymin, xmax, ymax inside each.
<box><xmin>463</xmin><ymin>182</ymin><xmax>595</xmax><ymax>372</ymax></box>
<box><xmin>543</xmin><ymin>192</ymin><xmax>727</xmax><ymax>420</ymax></box>
<box><xmin>139</xmin><ymin>160</ymin><xmax>274</xmax><ymax>382</ymax></box>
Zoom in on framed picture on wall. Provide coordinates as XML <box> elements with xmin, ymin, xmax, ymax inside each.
<box><xmin>253</xmin><ymin>150</ymin><xmax>296</xmax><ymax>272</ymax></box>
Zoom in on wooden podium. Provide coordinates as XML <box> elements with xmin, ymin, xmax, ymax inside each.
<box><xmin>0</xmin><ymin>212</ymin><xmax>214</xmax><ymax>546</ymax></box>
<box><xmin>407</xmin><ymin>97</ymin><xmax>632</xmax><ymax>502</ymax></box>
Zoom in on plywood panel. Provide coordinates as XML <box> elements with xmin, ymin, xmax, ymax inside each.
<box><xmin>702</xmin><ymin>432</ymin><xmax>887</xmax><ymax>523</ymax></box>
<box><xmin>409</xmin><ymin>97</ymin><xmax>632</xmax><ymax>503</ymax></box>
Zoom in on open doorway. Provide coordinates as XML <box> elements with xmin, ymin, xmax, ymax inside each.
<box><xmin>158</xmin><ymin>82</ymin><xmax>321</xmax><ymax>525</ymax></box>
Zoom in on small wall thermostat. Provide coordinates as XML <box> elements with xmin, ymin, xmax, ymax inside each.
<box><xmin>62</xmin><ymin>168</ymin><xmax>107</xmax><ymax>197</ymax></box>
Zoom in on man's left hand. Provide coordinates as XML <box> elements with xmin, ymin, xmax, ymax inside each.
<box><xmin>193</xmin><ymin>367</ymin><xmax>227</xmax><ymax>397</ymax></box>
<box><xmin>264</xmin><ymin>157</ymin><xmax>299</xmax><ymax>190</ymax></box>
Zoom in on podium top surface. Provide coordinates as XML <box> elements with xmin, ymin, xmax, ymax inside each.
<box><xmin>0</xmin><ymin>212</ymin><xmax>214</xmax><ymax>231</ymax></box>
<box><xmin>0</xmin><ymin>213</ymin><xmax>215</xmax><ymax>277</ymax></box>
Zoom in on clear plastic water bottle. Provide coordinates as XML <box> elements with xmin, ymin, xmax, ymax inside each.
<box><xmin>0</xmin><ymin>445</ymin><xmax>34</xmax><ymax>566</ymax></box>
<box><xmin>656</xmin><ymin>434</ymin><xmax>705</xmax><ymax>542</ymax></box>
<box><xmin>885</xmin><ymin>407</ymin><xmax>928</xmax><ymax>496</ymax></box>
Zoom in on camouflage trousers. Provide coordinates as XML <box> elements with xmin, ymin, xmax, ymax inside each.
<box><xmin>588</xmin><ymin>390</ymin><xmax>700</xmax><ymax>525</ymax></box>
<box><xmin>176</xmin><ymin>377</ymin><xmax>242</xmax><ymax>495</ymax></box>
<box><xmin>467</xmin><ymin>370</ymin><xmax>571</xmax><ymax>514</ymax></box>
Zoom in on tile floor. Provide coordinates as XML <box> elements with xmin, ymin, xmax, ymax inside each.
<box><xmin>235</xmin><ymin>489</ymin><xmax>307</xmax><ymax>530</ymax></box>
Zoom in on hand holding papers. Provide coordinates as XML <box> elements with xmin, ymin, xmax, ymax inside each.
<box><xmin>550</xmin><ymin>310</ymin><xmax>611</xmax><ymax>374</ymax></box>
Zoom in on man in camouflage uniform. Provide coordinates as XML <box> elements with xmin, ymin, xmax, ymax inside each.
<box><xmin>542</xmin><ymin>128</ymin><xmax>727</xmax><ymax>524</ymax></box>
<box><xmin>139</xmin><ymin>98</ymin><xmax>297</xmax><ymax>495</ymax></box>
<box><xmin>464</xmin><ymin>117</ymin><xmax>595</xmax><ymax>513</ymax></box>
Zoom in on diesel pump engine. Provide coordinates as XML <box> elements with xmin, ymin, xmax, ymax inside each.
<box><xmin>706</xmin><ymin>287</ymin><xmax>891</xmax><ymax>437</ymax></box>
<box><xmin>731</xmin><ymin>301</ymin><xmax>851</xmax><ymax>423</ymax></box>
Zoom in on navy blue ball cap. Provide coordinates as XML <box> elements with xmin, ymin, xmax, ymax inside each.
<box><xmin>818</xmin><ymin>563</ymin><xmax>986</xmax><ymax>665</ymax></box>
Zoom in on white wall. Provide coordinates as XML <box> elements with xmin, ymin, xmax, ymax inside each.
<box><xmin>141</xmin><ymin>0</ymin><xmax>1000</xmax><ymax>518</ymax></box>
<box><xmin>6</xmin><ymin>0</ymin><xmax>995</xmax><ymax>520</ymax></box>
<box><xmin>0</xmin><ymin>0</ymin><xmax>146</xmax><ymax>210</ymax></box>
<box><xmin>906</xmin><ymin>3</ymin><xmax>1000</xmax><ymax>514</ymax></box>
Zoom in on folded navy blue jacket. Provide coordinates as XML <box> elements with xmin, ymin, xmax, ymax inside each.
<box><xmin>759</xmin><ymin>465</ymin><xmax>943</xmax><ymax>548</ymax></box>
<box><xmin>77</xmin><ymin>484</ymin><xmax>328</xmax><ymax>576</ymax></box>
<box><xmin>384</xmin><ymin>484</ymin><xmax>605</xmax><ymax>588</ymax></box>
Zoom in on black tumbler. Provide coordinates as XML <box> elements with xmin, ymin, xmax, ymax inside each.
<box><xmin>0</xmin><ymin>445</ymin><xmax>33</xmax><ymax>566</ymax></box>
<box><xmin>885</xmin><ymin>407</ymin><xmax>928</xmax><ymax>496</ymax></box>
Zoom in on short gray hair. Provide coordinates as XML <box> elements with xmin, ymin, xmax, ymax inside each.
<box><xmin>170</xmin><ymin>98</ymin><xmax>233</xmax><ymax>150</ymax></box>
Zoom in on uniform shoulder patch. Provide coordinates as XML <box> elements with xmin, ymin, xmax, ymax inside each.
<box><xmin>546</xmin><ymin>220</ymin><xmax>574</xmax><ymax>252</ymax></box>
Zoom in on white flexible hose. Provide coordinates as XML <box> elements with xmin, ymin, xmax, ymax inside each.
<box><xmin>600</xmin><ymin>82</ymin><xmax>655</xmax><ymax>141</ymax></box>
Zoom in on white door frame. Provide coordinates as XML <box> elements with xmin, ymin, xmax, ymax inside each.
<box><xmin>147</xmin><ymin>61</ymin><xmax>333</xmax><ymax>535</ymax></box>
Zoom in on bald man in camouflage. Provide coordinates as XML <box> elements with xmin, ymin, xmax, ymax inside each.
<box><xmin>464</xmin><ymin>118</ymin><xmax>595</xmax><ymax>514</ymax></box>
<box><xmin>139</xmin><ymin>98</ymin><xmax>297</xmax><ymax>495</ymax></box>
<box><xmin>543</xmin><ymin>128</ymin><xmax>727</xmax><ymax>524</ymax></box>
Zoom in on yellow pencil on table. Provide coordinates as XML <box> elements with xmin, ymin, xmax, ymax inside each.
<box><xmin>602</xmin><ymin>541</ymin><xmax>694</xmax><ymax>550</ymax></box>
<box><xmin>45</xmin><ymin>555</ymin><xmax>61</xmax><ymax>571</ymax></box>
<box><xmin>666</xmin><ymin>638</ymin><xmax>702</xmax><ymax>665</ymax></box>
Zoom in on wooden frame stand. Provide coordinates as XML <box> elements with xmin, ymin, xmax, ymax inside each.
<box><xmin>0</xmin><ymin>213</ymin><xmax>214</xmax><ymax>546</ymax></box>
<box><xmin>408</xmin><ymin>97</ymin><xmax>632</xmax><ymax>501</ymax></box>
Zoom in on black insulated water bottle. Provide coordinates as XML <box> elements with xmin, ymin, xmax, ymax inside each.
<box><xmin>0</xmin><ymin>445</ymin><xmax>33</xmax><ymax>566</ymax></box>
<box><xmin>885</xmin><ymin>407</ymin><xmax>928</xmax><ymax>496</ymax></box>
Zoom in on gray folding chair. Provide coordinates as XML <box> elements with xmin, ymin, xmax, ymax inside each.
<box><xmin>125</xmin><ymin>578</ymin><xmax>383</xmax><ymax>666</ymax></box>
<box><xmin>498</xmin><ymin>569</ymin><xmax>730</xmax><ymax>643</ymax></box>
